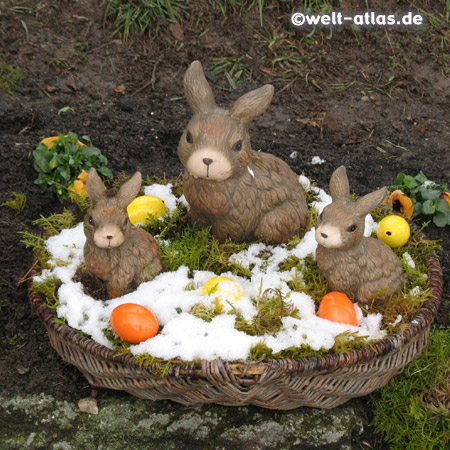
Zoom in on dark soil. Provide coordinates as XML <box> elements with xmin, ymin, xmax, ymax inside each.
<box><xmin>0</xmin><ymin>0</ymin><xmax>448</xmax><ymax>446</ymax></box>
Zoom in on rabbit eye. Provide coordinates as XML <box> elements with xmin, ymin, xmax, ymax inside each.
<box><xmin>124</xmin><ymin>217</ymin><xmax>129</xmax><ymax>226</ymax></box>
<box><xmin>88</xmin><ymin>216</ymin><xmax>94</xmax><ymax>226</ymax></box>
<box><xmin>233</xmin><ymin>140</ymin><xmax>242</xmax><ymax>152</ymax></box>
<box><xmin>186</xmin><ymin>131</ymin><xmax>193</xmax><ymax>144</ymax></box>
<box><xmin>347</xmin><ymin>225</ymin><xmax>357</xmax><ymax>232</ymax></box>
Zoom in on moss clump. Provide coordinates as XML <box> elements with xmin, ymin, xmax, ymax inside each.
<box><xmin>235</xmin><ymin>288</ymin><xmax>299</xmax><ymax>337</ymax></box>
<box><xmin>20</xmin><ymin>209</ymin><xmax>78</xmax><ymax>275</ymax></box>
<box><xmin>371</xmin><ymin>326</ymin><xmax>450</xmax><ymax>450</ymax></box>
<box><xmin>31</xmin><ymin>277</ymin><xmax>60</xmax><ymax>309</ymax></box>
<box><xmin>159</xmin><ymin>224</ymin><xmax>251</xmax><ymax>278</ymax></box>
<box><xmin>1</xmin><ymin>191</ymin><xmax>27</xmax><ymax>212</ymax></box>
<box><xmin>20</xmin><ymin>231</ymin><xmax>51</xmax><ymax>269</ymax></box>
<box><xmin>190</xmin><ymin>298</ymin><xmax>224</xmax><ymax>322</ymax></box>
<box><xmin>33</xmin><ymin>209</ymin><xmax>78</xmax><ymax>236</ymax></box>
<box><xmin>279</xmin><ymin>254</ymin><xmax>328</xmax><ymax>303</ymax></box>
<box><xmin>145</xmin><ymin>205</ymin><xmax>188</xmax><ymax>240</ymax></box>
<box><xmin>249</xmin><ymin>342</ymin><xmax>327</xmax><ymax>361</ymax></box>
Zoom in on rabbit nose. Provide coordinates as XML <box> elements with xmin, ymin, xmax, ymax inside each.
<box><xmin>106</xmin><ymin>235</ymin><xmax>113</xmax><ymax>240</ymax></box>
<box><xmin>203</xmin><ymin>158</ymin><xmax>213</xmax><ymax>166</ymax></box>
<box><xmin>321</xmin><ymin>232</ymin><xmax>328</xmax><ymax>239</ymax></box>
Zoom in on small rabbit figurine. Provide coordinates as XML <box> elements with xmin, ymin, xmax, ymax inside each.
<box><xmin>177</xmin><ymin>60</ymin><xmax>308</xmax><ymax>244</ymax></box>
<box><xmin>315</xmin><ymin>166</ymin><xmax>406</xmax><ymax>305</ymax></box>
<box><xmin>83</xmin><ymin>168</ymin><xmax>162</xmax><ymax>299</ymax></box>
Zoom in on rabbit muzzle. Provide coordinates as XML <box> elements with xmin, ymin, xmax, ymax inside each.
<box><xmin>315</xmin><ymin>223</ymin><xmax>343</xmax><ymax>248</ymax></box>
<box><xmin>185</xmin><ymin>147</ymin><xmax>232</xmax><ymax>181</ymax></box>
<box><xmin>93</xmin><ymin>225</ymin><xmax>125</xmax><ymax>249</ymax></box>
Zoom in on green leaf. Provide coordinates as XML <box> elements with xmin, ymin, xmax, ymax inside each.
<box><xmin>435</xmin><ymin>199</ymin><xmax>450</xmax><ymax>214</ymax></box>
<box><xmin>403</xmin><ymin>175</ymin><xmax>421</xmax><ymax>189</ymax></box>
<box><xmin>421</xmin><ymin>200</ymin><xmax>435</xmax><ymax>215</ymax></box>
<box><xmin>57</xmin><ymin>106</ymin><xmax>75</xmax><ymax>115</ymax></box>
<box><xmin>68</xmin><ymin>143</ymin><xmax>80</xmax><ymax>154</ymax></box>
<box><xmin>34</xmin><ymin>177</ymin><xmax>47</xmax><ymax>188</ymax></box>
<box><xmin>420</xmin><ymin>189</ymin><xmax>441</xmax><ymax>202</ymax></box>
<box><xmin>414</xmin><ymin>172</ymin><xmax>428</xmax><ymax>184</ymax></box>
<box><xmin>81</xmin><ymin>146</ymin><xmax>102</xmax><ymax>158</ymax></box>
<box><xmin>98</xmin><ymin>154</ymin><xmax>108</xmax><ymax>165</ymax></box>
<box><xmin>392</xmin><ymin>172</ymin><xmax>405</xmax><ymax>187</ymax></box>
<box><xmin>67</xmin><ymin>131</ymin><xmax>78</xmax><ymax>142</ymax></box>
<box><xmin>433</xmin><ymin>212</ymin><xmax>448</xmax><ymax>227</ymax></box>
<box><xmin>59</xmin><ymin>166</ymin><xmax>71</xmax><ymax>182</ymax></box>
<box><xmin>412</xmin><ymin>201</ymin><xmax>422</xmax><ymax>217</ymax></box>
<box><xmin>97</xmin><ymin>166</ymin><xmax>113</xmax><ymax>178</ymax></box>
<box><xmin>33</xmin><ymin>149</ymin><xmax>51</xmax><ymax>173</ymax></box>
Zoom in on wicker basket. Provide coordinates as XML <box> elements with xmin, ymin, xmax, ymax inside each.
<box><xmin>29</xmin><ymin>237</ymin><xmax>443</xmax><ymax>410</ymax></box>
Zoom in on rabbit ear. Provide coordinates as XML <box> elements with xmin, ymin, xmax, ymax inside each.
<box><xmin>116</xmin><ymin>172</ymin><xmax>142</xmax><ymax>208</ymax></box>
<box><xmin>355</xmin><ymin>187</ymin><xmax>387</xmax><ymax>216</ymax></box>
<box><xmin>184</xmin><ymin>61</ymin><xmax>216</xmax><ymax>114</ymax></box>
<box><xmin>229</xmin><ymin>85</ymin><xmax>274</xmax><ymax>124</ymax></box>
<box><xmin>329</xmin><ymin>166</ymin><xmax>350</xmax><ymax>201</ymax></box>
<box><xmin>86</xmin><ymin>168</ymin><xmax>107</xmax><ymax>203</ymax></box>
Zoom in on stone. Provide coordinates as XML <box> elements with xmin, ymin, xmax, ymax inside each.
<box><xmin>0</xmin><ymin>392</ymin><xmax>370</xmax><ymax>449</ymax></box>
<box><xmin>78</xmin><ymin>397</ymin><xmax>99</xmax><ymax>415</ymax></box>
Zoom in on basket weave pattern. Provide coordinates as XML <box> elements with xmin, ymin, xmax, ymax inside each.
<box><xmin>29</xmin><ymin>243</ymin><xmax>443</xmax><ymax>410</ymax></box>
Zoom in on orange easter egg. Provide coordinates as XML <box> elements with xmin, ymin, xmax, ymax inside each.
<box><xmin>110</xmin><ymin>303</ymin><xmax>159</xmax><ymax>344</ymax></box>
<box><xmin>318</xmin><ymin>292</ymin><xmax>358</xmax><ymax>326</ymax></box>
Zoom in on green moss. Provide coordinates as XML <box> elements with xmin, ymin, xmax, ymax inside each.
<box><xmin>20</xmin><ymin>210</ymin><xmax>78</xmax><ymax>278</ymax></box>
<box><xmin>249</xmin><ymin>342</ymin><xmax>327</xmax><ymax>361</ymax></box>
<box><xmin>159</xmin><ymin>224</ymin><xmax>251</xmax><ymax>278</ymax></box>
<box><xmin>371</xmin><ymin>326</ymin><xmax>450</xmax><ymax>450</ymax></box>
<box><xmin>235</xmin><ymin>288</ymin><xmax>299</xmax><ymax>336</ymax></box>
<box><xmin>248</xmin><ymin>342</ymin><xmax>274</xmax><ymax>360</ymax></box>
<box><xmin>33</xmin><ymin>209</ymin><xmax>77</xmax><ymax>236</ymax></box>
<box><xmin>0</xmin><ymin>65</ymin><xmax>23</xmax><ymax>94</ymax></box>
<box><xmin>20</xmin><ymin>231</ymin><xmax>51</xmax><ymax>268</ymax></box>
<box><xmin>331</xmin><ymin>331</ymin><xmax>372</xmax><ymax>354</ymax></box>
<box><xmin>31</xmin><ymin>278</ymin><xmax>60</xmax><ymax>309</ymax></box>
<box><xmin>280</xmin><ymin>254</ymin><xmax>328</xmax><ymax>303</ymax></box>
<box><xmin>1</xmin><ymin>191</ymin><xmax>26</xmax><ymax>212</ymax></box>
<box><xmin>190</xmin><ymin>298</ymin><xmax>224</xmax><ymax>322</ymax></box>
<box><xmin>145</xmin><ymin>205</ymin><xmax>188</xmax><ymax>240</ymax></box>
<box><xmin>249</xmin><ymin>331</ymin><xmax>371</xmax><ymax>362</ymax></box>
<box><xmin>134</xmin><ymin>354</ymin><xmax>176</xmax><ymax>377</ymax></box>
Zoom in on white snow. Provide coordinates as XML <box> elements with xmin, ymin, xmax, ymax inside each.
<box><xmin>311</xmin><ymin>156</ymin><xmax>326</xmax><ymax>165</ymax></box>
<box><xmin>34</xmin><ymin>180</ymin><xmax>407</xmax><ymax>362</ymax></box>
<box><xmin>402</xmin><ymin>252</ymin><xmax>416</xmax><ymax>269</ymax></box>
<box><xmin>143</xmin><ymin>183</ymin><xmax>179</xmax><ymax>213</ymax></box>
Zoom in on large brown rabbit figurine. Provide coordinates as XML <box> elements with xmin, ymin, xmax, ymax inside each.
<box><xmin>315</xmin><ymin>166</ymin><xmax>407</xmax><ymax>305</ymax></box>
<box><xmin>178</xmin><ymin>61</ymin><xmax>308</xmax><ymax>244</ymax></box>
<box><xmin>83</xmin><ymin>168</ymin><xmax>162</xmax><ymax>299</ymax></box>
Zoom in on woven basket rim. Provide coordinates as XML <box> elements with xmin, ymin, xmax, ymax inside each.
<box><xmin>29</xmin><ymin>226</ymin><xmax>443</xmax><ymax>378</ymax></box>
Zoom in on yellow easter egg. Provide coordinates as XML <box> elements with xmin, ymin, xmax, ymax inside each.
<box><xmin>127</xmin><ymin>195</ymin><xmax>166</xmax><ymax>225</ymax></box>
<box><xmin>377</xmin><ymin>215</ymin><xmax>410</xmax><ymax>248</ymax></box>
<box><xmin>202</xmin><ymin>276</ymin><xmax>243</xmax><ymax>302</ymax></box>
